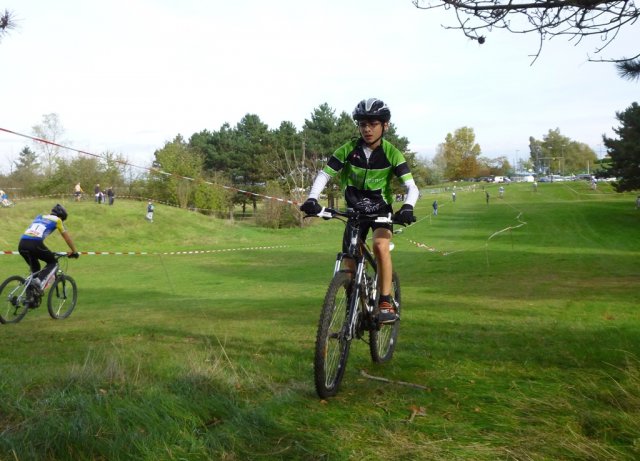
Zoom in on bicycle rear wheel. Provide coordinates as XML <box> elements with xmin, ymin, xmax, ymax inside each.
<box><xmin>48</xmin><ymin>275</ymin><xmax>77</xmax><ymax>319</ymax></box>
<box><xmin>0</xmin><ymin>276</ymin><xmax>29</xmax><ymax>324</ymax></box>
<box><xmin>314</xmin><ymin>271</ymin><xmax>353</xmax><ymax>398</ymax></box>
<box><xmin>370</xmin><ymin>271</ymin><xmax>401</xmax><ymax>363</ymax></box>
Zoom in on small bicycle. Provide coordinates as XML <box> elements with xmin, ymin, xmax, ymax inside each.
<box><xmin>307</xmin><ymin>208</ymin><xmax>407</xmax><ymax>398</ymax></box>
<box><xmin>0</xmin><ymin>252</ymin><xmax>78</xmax><ymax>324</ymax></box>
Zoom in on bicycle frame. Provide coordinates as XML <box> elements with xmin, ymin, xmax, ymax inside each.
<box><xmin>310</xmin><ymin>207</ymin><xmax>408</xmax><ymax>397</ymax></box>
<box><xmin>13</xmin><ymin>254</ymin><xmax>65</xmax><ymax>303</ymax></box>
<box><xmin>319</xmin><ymin>208</ymin><xmax>394</xmax><ymax>341</ymax></box>
<box><xmin>1</xmin><ymin>252</ymin><xmax>77</xmax><ymax>324</ymax></box>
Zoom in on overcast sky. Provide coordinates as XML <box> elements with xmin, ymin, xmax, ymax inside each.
<box><xmin>1</xmin><ymin>0</ymin><xmax>637</xmax><ymax>174</ymax></box>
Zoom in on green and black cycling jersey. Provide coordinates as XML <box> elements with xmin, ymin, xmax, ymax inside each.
<box><xmin>322</xmin><ymin>138</ymin><xmax>414</xmax><ymax>213</ymax></box>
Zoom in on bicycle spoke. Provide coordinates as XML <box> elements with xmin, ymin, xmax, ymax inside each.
<box><xmin>48</xmin><ymin>275</ymin><xmax>77</xmax><ymax>320</ymax></box>
<box><xmin>369</xmin><ymin>271</ymin><xmax>401</xmax><ymax>363</ymax></box>
<box><xmin>314</xmin><ymin>272</ymin><xmax>352</xmax><ymax>398</ymax></box>
<box><xmin>0</xmin><ymin>276</ymin><xmax>29</xmax><ymax>324</ymax></box>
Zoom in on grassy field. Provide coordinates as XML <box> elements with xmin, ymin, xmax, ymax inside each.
<box><xmin>0</xmin><ymin>182</ymin><xmax>639</xmax><ymax>460</ymax></box>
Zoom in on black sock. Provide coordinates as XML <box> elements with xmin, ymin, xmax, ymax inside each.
<box><xmin>379</xmin><ymin>294</ymin><xmax>391</xmax><ymax>304</ymax></box>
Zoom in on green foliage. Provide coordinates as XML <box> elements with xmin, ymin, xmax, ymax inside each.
<box><xmin>151</xmin><ymin>135</ymin><xmax>204</xmax><ymax>208</ymax></box>
<box><xmin>38</xmin><ymin>156</ymin><xmax>101</xmax><ymax>196</ymax></box>
<box><xmin>302</xmin><ymin>103</ymin><xmax>352</xmax><ymax>159</ymax></box>
<box><xmin>255</xmin><ymin>180</ymin><xmax>300</xmax><ymax>228</ymax></box>
<box><xmin>529</xmin><ymin>128</ymin><xmax>598</xmax><ymax>175</ymax></box>
<box><xmin>192</xmin><ymin>174</ymin><xmax>234</xmax><ymax>217</ymax></box>
<box><xmin>603</xmin><ymin>101</ymin><xmax>640</xmax><ymax>192</ymax></box>
<box><xmin>383</xmin><ymin>123</ymin><xmax>410</xmax><ymax>152</ymax></box>
<box><xmin>435</xmin><ymin>126</ymin><xmax>482</xmax><ymax>179</ymax></box>
<box><xmin>477</xmin><ymin>155</ymin><xmax>511</xmax><ymax>176</ymax></box>
<box><xmin>403</xmin><ymin>151</ymin><xmax>432</xmax><ymax>187</ymax></box>
<box><xmin>5</xmin><ymin>146</ymin><xmax>40</xmax><ymax>195</ymax></box>
<box><xmin>189</xmin><ymin>124</ymin><xmax>235</xmax><ymax>176</ymax></box>
<box><xmin>13</xmin><ymin>146</ymin><xmax>39</xmax><ymax>171</ymax></box>
<box><xmin>266</xmin><ymin>121</ymin><xmax>310</xmax><ymax>198</ymax></box>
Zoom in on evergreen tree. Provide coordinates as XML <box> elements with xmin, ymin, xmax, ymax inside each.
<box><xmin>603</xmin><ymin>102</ymin><xmax>640</xmax><ymax>192</ymax></box>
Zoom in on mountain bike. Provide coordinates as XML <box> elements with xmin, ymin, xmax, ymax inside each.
<box><xmin>307</xmin><ymin>208</ymin><xmax>408</xmax><ymax>398</ymax></box>
<box><xmin>0</xmin><ymin>252</ymin><xmax>78</xmax><ymax>324</ymax></box>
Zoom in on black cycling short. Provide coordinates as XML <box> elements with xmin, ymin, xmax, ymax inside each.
<box><xmin>18</xmin><ymin>239</ymin><xmax>55</xmax><ymax>273</ymax></box>
<box><xmin>341</xmin><ymin>206</ymin><xmax>393</xmax><ymax>254</ymax></box>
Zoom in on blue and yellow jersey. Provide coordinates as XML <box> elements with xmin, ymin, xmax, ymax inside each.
<box><xmin>21</xmin><ymin>214</ymin><xmax>66</xmax><ymax>241</ymax></box>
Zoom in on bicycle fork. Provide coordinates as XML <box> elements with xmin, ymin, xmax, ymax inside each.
<box><xmin>338</xmin><ymin>256</ymin><xmax>375</xmax><ymax>342</ymax></box>
<box><xmin>53</xmin><ymin>274</ymin><xmax>69</xmax><ymax>301</ymax></box>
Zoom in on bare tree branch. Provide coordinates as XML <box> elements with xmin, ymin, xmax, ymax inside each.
<box><xmin>0</xmin><ymin>9</ymin><xmax>17</xmax><ymax>42</ymax></box>
<box><xmin>413</xmin><ymin>0</ymin><xmax>639</xmax><ymax>66</ymax></box>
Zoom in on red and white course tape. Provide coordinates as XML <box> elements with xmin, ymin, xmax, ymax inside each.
<box><xmin>1</xmin><ymin>245</ymin><xmax>288</xmax><ymax>256</ymax></box>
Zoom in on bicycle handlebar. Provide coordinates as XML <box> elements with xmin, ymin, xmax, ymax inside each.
<box><xmin>54</xmin><ymin>251</ymin><xmax>79</xmax><ymax>259</ymax></box>
<box><xmin>308</xmin><ymin>207</ymin><xmax>409</xmax><ymax>226</ymax></box>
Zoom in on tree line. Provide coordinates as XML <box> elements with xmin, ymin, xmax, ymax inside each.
<box><xmin>3</xmin><ymin>104</ymin><xmax>633</xmax><ymax>228</ymax></box>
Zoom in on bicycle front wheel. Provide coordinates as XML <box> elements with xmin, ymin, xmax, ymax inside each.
<box><xmin>314</xmin><ymin>270</ymin><xmax>353</xmax><ymax>398</ymax></box>
<box><xmin>48</xmin><ymin>275</ymin><xmax>77</xmax><ymax>319</ymax></box>
<box><xmin>370</xmin><ymin>271</ymin><xmax>401</xmax><ymax>363</ymax></box>
<box><xmin>0</xmin><ymin>276</ymin><xmax>29</xmax><ymax>324</ymax></box>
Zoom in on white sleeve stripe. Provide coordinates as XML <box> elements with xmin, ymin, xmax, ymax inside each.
<box><xmin>308</xmin><ymin>171</ymin><xmax>332</xmax><ymax>200</ymax></box>
<box><xmin>403</xmin><ymin>179</ymin><xmax>419</xmax><ymax>207</ymax></box>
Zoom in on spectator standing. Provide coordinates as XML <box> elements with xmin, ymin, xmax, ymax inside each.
<box><xmin>452</xmin><ymin>191</ymin><xmax>456</xmax><ymax>202</ymax></box>
<box><xmin>107</xmin><ymin>187</ymin><xmax>115</xmax><ymax>206</ymax></box>
<box><xmin>94</xmin><ymin>184</ymin><xmax>101</xmax><ymax>203</ymax></box>
<box><xmin>432</xmin><ymin>200</ymin><xmax>438</xmax><ymax>216</ymax></box>
<box><xmin>74</xmin><ymin>183</ymin><xmax>84</xmax><ymax>201</ymax></box>
<box><xmin>146</xmin><ymin>201</ymin><xmax>154</xmax><ymax>222</ymax></box>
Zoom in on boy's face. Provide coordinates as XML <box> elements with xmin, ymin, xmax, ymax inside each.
<box><xmin>357</xmin><ymin>119</ymin><xmax>387</xmax><ymax>146</ymax></box>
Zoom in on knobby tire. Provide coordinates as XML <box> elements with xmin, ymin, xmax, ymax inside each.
<box><xmin>48</xmin><ymin>274</ymin><xmax>77</xmax><ymax>319</ymax></box>
<box><xmin>314</xmin><ymin>271</ymin><xmax>353</xmax><ymax>398</ymax></box>
<box><xmin>0</xmin><ymin>276</ymin><xmax>29</xmax><ymax>324</ymax></box>
<box><xmin>369</xmin><ymin>271</ymin><xmax>401</xmax><ymax>363</ymax></box>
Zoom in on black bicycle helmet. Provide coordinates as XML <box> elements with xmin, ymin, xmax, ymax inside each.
<box><xmin>352</xmin><ymin>98</ymin><xmax>391</xmax><ymax>122</ymax></box>
<box><xmin>51</xmin><ymin>203</ymin><xmax>68</xmax><ymax>221</ymax></box>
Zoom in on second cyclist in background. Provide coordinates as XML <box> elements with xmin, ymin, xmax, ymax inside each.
<box><xmin>18</xmin><ymin>204</ymin><xmax>79</xmax><ymax>295</ymax></box>
<box><xmin>301</xmin><ymin>98</ymin><xmax>419</xmax><ymax>324</ymax></box>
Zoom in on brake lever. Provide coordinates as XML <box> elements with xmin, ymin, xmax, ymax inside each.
<box><xmin>318</xmin><ymin>208</ymin><xmax>334</xmax><ymax>220</ymax></box>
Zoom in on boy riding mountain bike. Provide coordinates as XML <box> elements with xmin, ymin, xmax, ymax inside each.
<box><xmin>18</xmin><ymin>204</ymin><xmax>79</xmax><ymax>297</ymax></box>
<box><xmin>300</xmin><ymin>98</ymin><xmax>419</xmax><ymax>324</ymax></box>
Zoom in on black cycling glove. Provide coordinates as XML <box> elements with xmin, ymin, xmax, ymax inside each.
<box><xmin>393</xmin><ymin>204</ymin><xmax>416</xmax><ymax>224</ymax></box>
<box><xmin>300</xmin><ymin>198</ymin><xmax>322</xmax><ymax>215</ymax></box>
